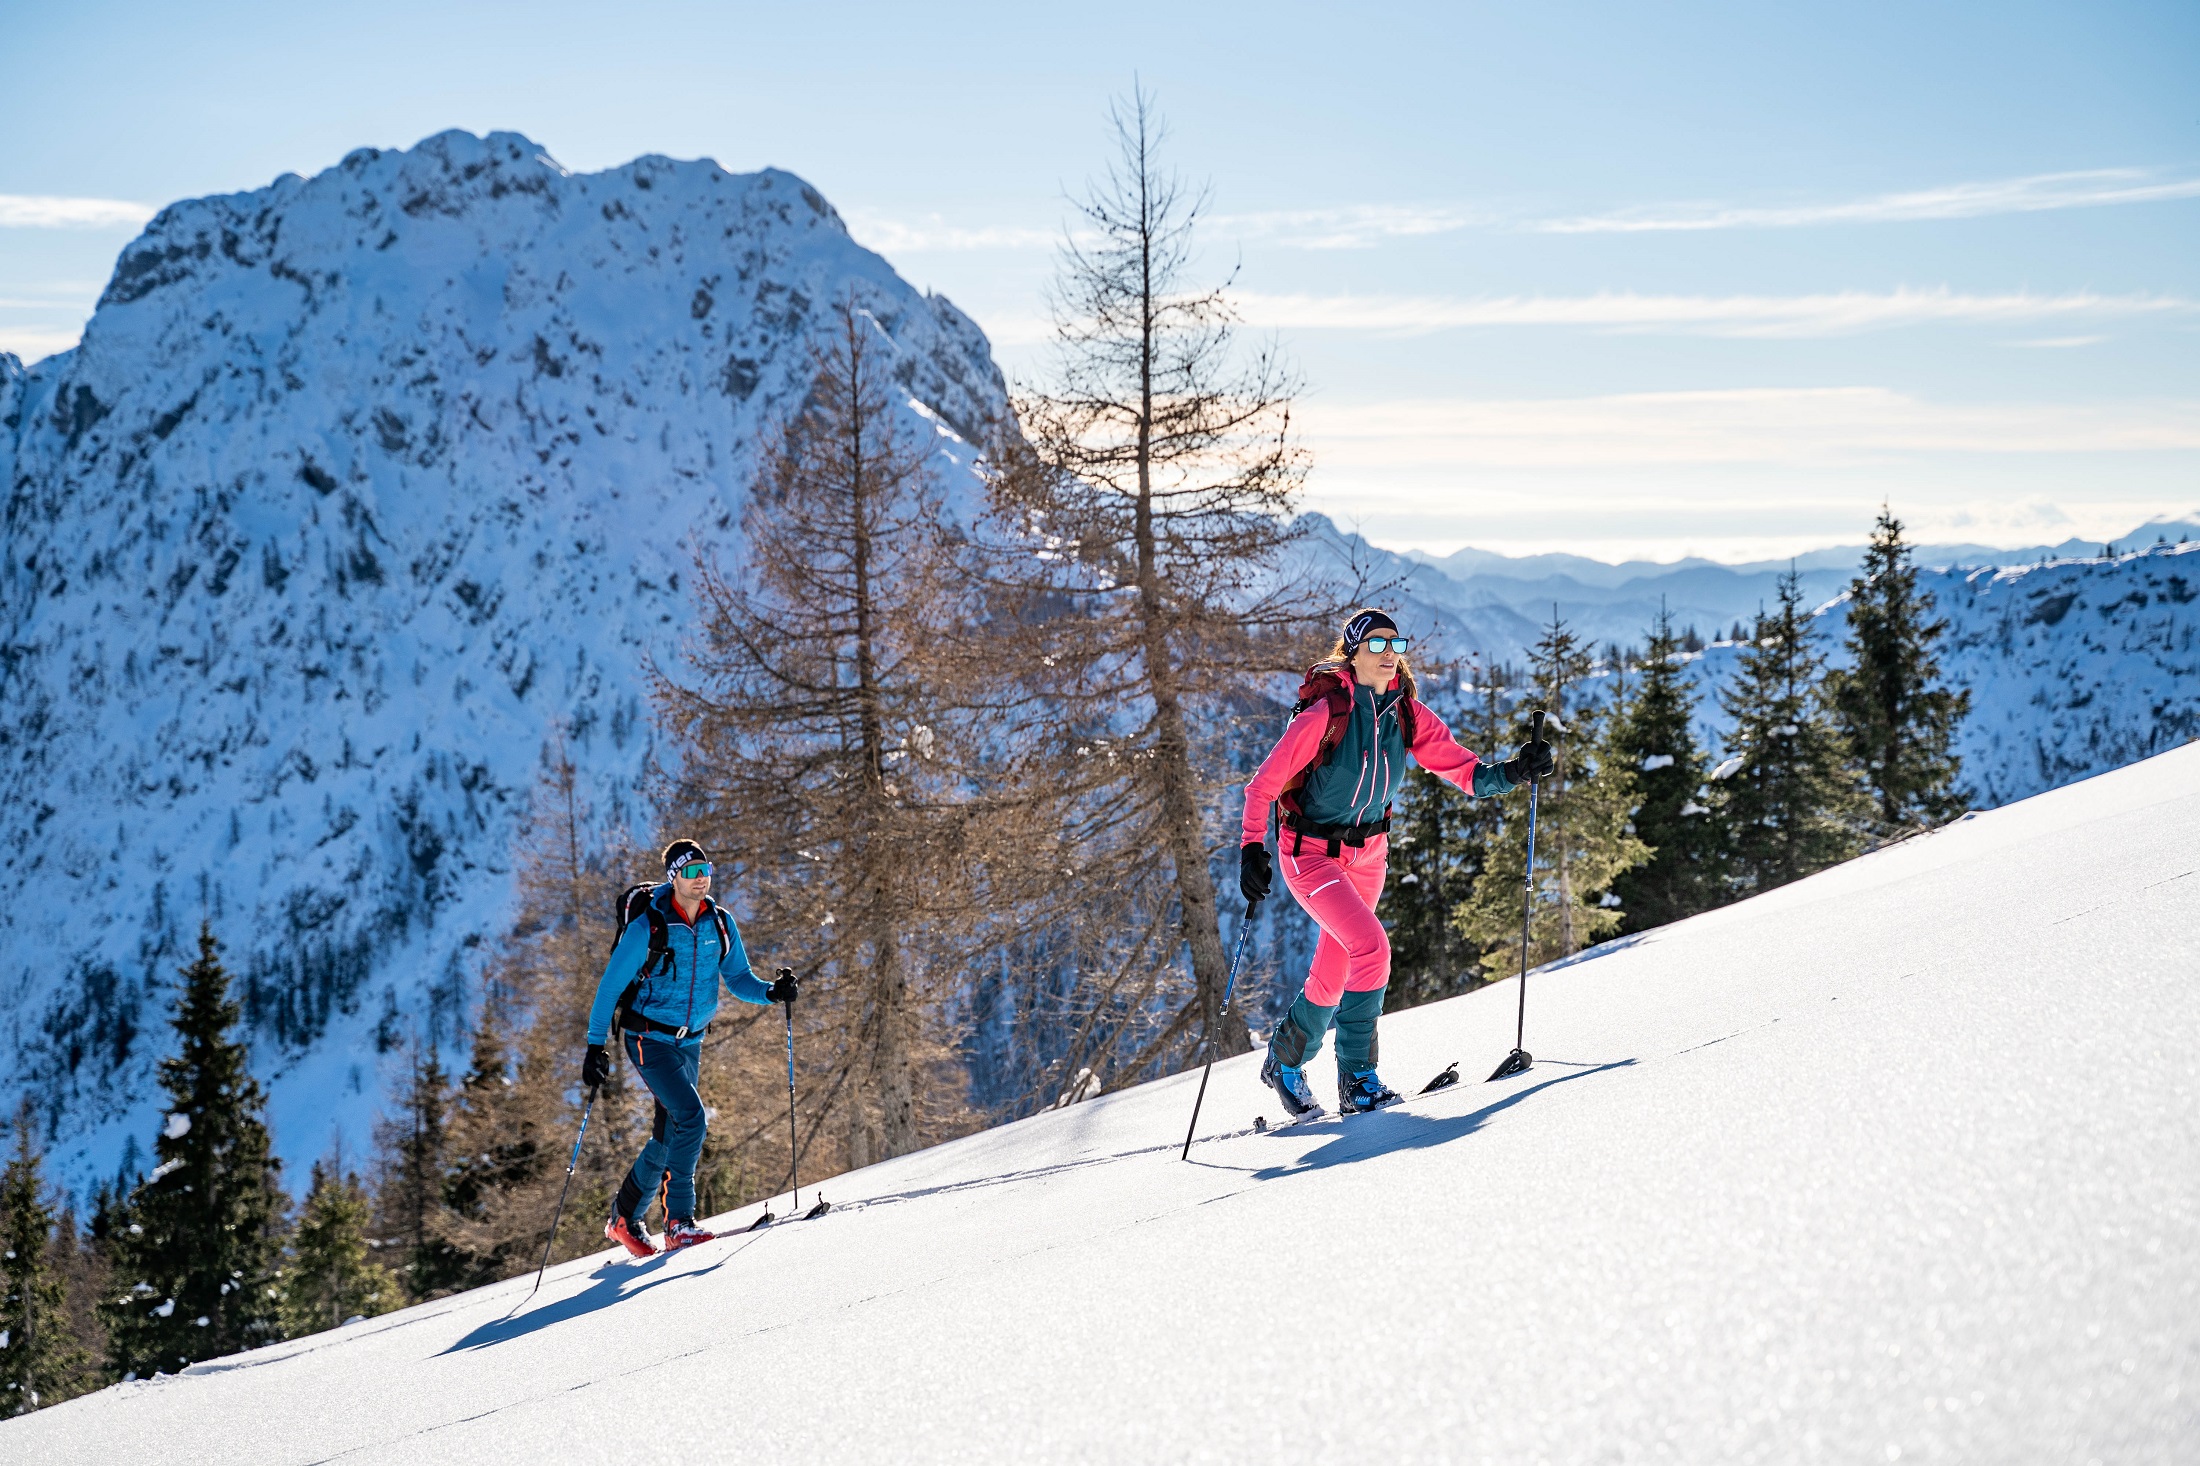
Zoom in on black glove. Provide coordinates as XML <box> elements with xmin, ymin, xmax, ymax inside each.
<box><xmin>765</xmin><ymin>966</ymin><xmax>800</xmax><ymax>1004</ymax></box>
<box><xmin>581</xmin><ymin>1043</ymin><xmax>611</xmax><ymax>1090</ymax></box>
<box><xmin>1502</xmin><ymin>738</ymin><xmax>1557</xmax><ymax>786</ymax></box>
<box><xmin>1239</xmin><ymin>842</ymin><xmax>1273</xmax><ymax>903</ymax></box>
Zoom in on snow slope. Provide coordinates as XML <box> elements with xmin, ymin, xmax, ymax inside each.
<box><xmin>0</xmin><ymin>131</ymin><xmax>1005</xmax><ymax>1187</ymax></box>
<box><xmin>14</xmin><ymin>743</ymin><xmax>2196</xmax><ymax>1463</ymax></box>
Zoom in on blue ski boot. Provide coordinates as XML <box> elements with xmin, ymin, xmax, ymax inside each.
<box><xmin>1261</xmin><ymin>1042</ymin><xmax>1326</xmax><ymax>1120</ymax></box>
<box><xmin>1338</xmin><ymin>1067</ymin><xmax>1403</xmax><ymax>1115</ymax></box>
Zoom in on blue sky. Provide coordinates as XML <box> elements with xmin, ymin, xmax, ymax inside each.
<box><xmin>2</xmin><ymin>0</ymin><xmax>2194</xmax><ymax>559</ymax></box>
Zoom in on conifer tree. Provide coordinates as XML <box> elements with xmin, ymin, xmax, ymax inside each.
<box><xmin>1</xmin><ymin>1104</ymin><xmax>88</xmax><ymax>1415</ymax></box>
<box><xmin>47</xmin><ymin>1206</ymin><xmax>107</xmax><ymax>1399</ymax></box>
<box><xmin>983</xmin><ymin>86</ymin><xmax>1318</xmax><ymax>1069</ymax></box>
<box><xmin>1608</xmin><ymin>604</ymin><xmax>1723</xmax><ymax>930</ymax></box>
<box><xmin>371</xmin><ymin>1044</ymin><xmax>460</xmax><ymax>1301</ymax></box>
<box><xmin>1387</xmin><ymin>661</ymin><xmax>1510</xmax><ymax>1006</ymax></box>
<box><xmin>1715</xmin><ymin>571</ymin><xmax>1869</xmax><ymax>892</ymax></box>
<box><xmin>1454</xmin><ymin>614</ymin><xmax>1648</xmax><ymax>975</ymax></box>
<box><xmin>1828</xmin><ymin>508</ymin><xmax>1971</xmax><ymax>829</ymax></box>
<box><xmin>102</xmin><ymin>927</ymin><xmax>286</xmax><ymax>1377</ymax></box>
<box><xmin>433</xmin><ymin>1000</ymin><xmax>549</xmax><ymax>1287</ymax></box>
<box><xmin>278</xmin><ymin>1160</ymin><xmax>398</xmax><ymax>1338</ymax></box>
<box><xmin>662</xmin><ymin>294</ymin><xmax>1008</xmax><ymax>1167</ymax></box>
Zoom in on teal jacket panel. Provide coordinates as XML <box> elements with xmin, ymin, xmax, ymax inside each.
<box><xmin>586</xmin><ymin>885</ymin><xmax>772</xmax><ymax>1044</ymax></box>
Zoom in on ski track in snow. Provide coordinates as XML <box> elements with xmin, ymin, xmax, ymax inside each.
<box><xmin>10</xmin><ymin>744</ymin><xmax>2197</xmax><ymax>1463</ymax></box>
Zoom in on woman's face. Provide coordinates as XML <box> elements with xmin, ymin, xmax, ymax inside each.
<box><xmin>1349</xmin><ymin>633</ymin><xmax>1403</xmax><ymax>690</ymax></box>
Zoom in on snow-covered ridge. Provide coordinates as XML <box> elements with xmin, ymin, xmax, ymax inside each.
<box><xmin>1672</xmin><ymin>541</ymin><xmax>2200</xmax><ymax>806</ymax></box>
<box><xmin>11</xmin><ymin>743</ymin><xmax>2196</xmax><ymax>1462</ymax></box>
<box><xmin>1303</xmin><ymin>515</ymin><xmax>2200</xmax><ymax>809</ymax></box>
<box><xmin>0</xmin><ymin>130</ymin><xmax>1007</xmax><ymax>1189</ymax></box>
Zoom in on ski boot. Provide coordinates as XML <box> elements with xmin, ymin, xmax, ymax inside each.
<box><xmin>1338</xmin><ymin>1067</ymin><xmax>1404</xmax><ymax>1115</ymax></box>
<box><xmin>1260</xmin><ymin>1046</ymin><xmax>1327</xmax><ymax>1120</ymax></box>
<box><xmin>663</xmin><ymin>1218</ymin><xmax>716</xmax><ymax>1252</ymax></box>
<box><xmin>605</xmin><ymin>1212</ymin><xmax>658</xmax><ymax>1258</ymax></box>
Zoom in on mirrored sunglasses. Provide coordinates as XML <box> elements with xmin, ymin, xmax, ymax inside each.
<box><xmin>671</xmin><ymin>860</ymin><xmax>713</xmax><ymax>880</ymax></box>
<box><xmin>1360</xmin><ymin>635</ymin><xmax>1410</xmax><ymax>654</ymax></box>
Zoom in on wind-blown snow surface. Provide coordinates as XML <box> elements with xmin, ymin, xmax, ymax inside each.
<box><xmin>15</xmin><ymin>746</ymin><xmax>2197</xmax><ymax>1464</ymax></box>
<box><xmin>0</xmin><ymin>131</ymin><xmax>1004</xmax><ymax>1187</ymax></box>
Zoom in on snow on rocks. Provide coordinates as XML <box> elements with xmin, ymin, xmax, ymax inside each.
<box><xmin>0</xmin><ymin>130</ymin><xmax>1007</xmax><ymax>1189</ymax></box>
<box><xmin>9</xmin><ymin>742</ymin><xmax>2196</xmax><ymax>1463</ymax></box>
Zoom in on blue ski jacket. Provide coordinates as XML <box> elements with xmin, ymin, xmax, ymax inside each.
<box><xmin>586</xmin><ymin>885</ymin><xmax>773</xmax><ymax>1045</ymax></box>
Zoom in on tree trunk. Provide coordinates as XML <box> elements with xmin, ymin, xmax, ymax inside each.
<box><xmin>1130</xmin><ymin>164</ymin><xmax>1237</xmax><ymax>1058</ymax></box>
<box><xmin>845</xmin><ymin>333</ymin><xmax>924</xmax><ymax>1155</ymax></box>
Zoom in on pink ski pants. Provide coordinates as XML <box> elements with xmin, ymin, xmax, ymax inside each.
<box><xmin>1279</xmin><ymin>833</ymin><xmax>1390</xmax><ymax>1006</ymax></box>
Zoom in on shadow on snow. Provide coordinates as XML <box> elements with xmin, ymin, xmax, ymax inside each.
<box><xmin>1239</xmin><ymin>1058</ymin><xmax>1637</xmax><ymax>1181</ymax></box>
<box><xmin>439</xmin><ymin>1238</ymin><xmax>760</xmax><ymax>1355</ymax></box>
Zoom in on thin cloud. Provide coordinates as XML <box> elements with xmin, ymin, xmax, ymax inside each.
<box><xmin>0</xmin><ymin>194</ymin><xmax>157</xmax><ymax>229</ymax></box>
<box><xmin>1232</xmin><ymin>287</ymin><xmax>2198</xmax><ymax>338</ymax></box>
<box><xmin>1299</xmin><ymin>388</ymin><xmax>2200</xmax><ymax>469</ymax></box>
<box><xmin>1209</xmin><ymin>204</ymin><xmax>1480</xmax><ymax>250</ymax></box>
<box><xmin>0</xmin><ymin>327</ymin><xmax>84</xmax><ymax>361</ymax></box>
<box><xmin>843</xmin><ymin>212</ymin><xmax>1067</xmax><ymax>253</ymax></box>
<box><xmin>1535</xmin><ymin>168</ymin><xmax>2200</xmax><ymax>234</ymax></box>
<box><xmin>849</xmin><ymin>203</ymin><xmax>1481</xmax><ymax>254</ymax></box>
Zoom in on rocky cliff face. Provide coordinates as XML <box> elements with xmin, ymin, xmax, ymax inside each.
<box><xmin>0</xmin><ymin>130</ymin><xmax>1005</xmax><ymax>1187</ymax></box>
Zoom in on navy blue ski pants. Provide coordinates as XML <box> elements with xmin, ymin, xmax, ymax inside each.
<box><xmin>621</xmin><ymin>1033</ymin><xmax>707</xmax><ymax>1224</ymax></box>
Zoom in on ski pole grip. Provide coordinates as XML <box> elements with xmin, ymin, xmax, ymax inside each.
<box><xmin>1530</xmin><ymin>708</ymin><xmax>1544</xmax><ymax>744</ymax></box>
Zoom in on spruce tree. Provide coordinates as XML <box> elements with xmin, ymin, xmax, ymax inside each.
<box><xmin>1388</xmin><ymin>662</ymin><xmax>1512</xmax><ymax>1007</ymax></box>
<box><xmin>102</xmin><ymin>927</ymin><xmax>286</xmax><ymax>1378</ymax></box>
<box><xmin>434</xmin><ymin>1001</ymin><xmax>548</xmax><ymax>1288</ymax></box>
<box><xmin>1455</xmin><ymin>614</ymin><xmax>1648</xmax><ymax>976</ymax></box>
<box><xmin>1390</xmin><ymin>660</ymin><xmax>1496</xmax><ymax>1003</ymax></box>
<box><xmin>371</xmin><ymin>1045</ymin><xmax>461</xmax><ymax>1302</ymax></box>
<box><xmin>1829</xmin><ymin>507</ymin><xmax>1971</xmax><ymax>829</ymax></box>
<box><xmin>1608</xmin><ymin>604</ymin><xmax>1723</xmax><ymax>930</ymax></box>
<box><xmin>1</xmin><ymin>1104</ymin><xmax>88</xmax><ymax>1415</ymax></box>
<box><xmin>278</xmin><ymin>1161</ymin><xmax>398</xmax><ymax>1338</ymax></box>
<box><xmin>1715</xmin><ymin>572</ymin><xmax>1869</xmax><ymax>892</ymax></box>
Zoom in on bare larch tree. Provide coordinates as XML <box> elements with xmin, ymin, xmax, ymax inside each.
<box><xmin>987</xmin><ymin>87</ymin><xmax>1316</xmax><ymax>1070</ymax></box>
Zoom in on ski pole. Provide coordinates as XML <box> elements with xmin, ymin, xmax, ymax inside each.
<box><xmin>530</xmin><ymin>1084</ymin><xmax>598</xmax><ymax>1297</ymax></box>
<box><xmin>1180</xmin><ymin>897</ymin><xmax>1262</xmax><ymax>1160</ymax></box>
<box><xmin>1489</xmin><ymin>709</ymin><xmax>1545</xmax><ymax>1082</ymax></box>
<box><xmin>781</xmin><ymin>987</ymin><xmax>801</xmax><ymax>1211</ymax></box>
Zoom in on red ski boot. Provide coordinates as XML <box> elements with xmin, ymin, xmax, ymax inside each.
<box><xmin>605</xmin><ymin>1213</ymin><xmax>658</xmax><ymax>1258</ymax></box>
<box><xmin>663</xmin><ymin>1218</ymin><xmax>717</xmax><ymax>1252</ymax></box>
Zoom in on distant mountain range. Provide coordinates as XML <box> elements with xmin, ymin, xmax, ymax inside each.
<box><xmin>1332</xmin><ymin>513</ymin><xmax>2200</xmax><ymax>662</ymax></box>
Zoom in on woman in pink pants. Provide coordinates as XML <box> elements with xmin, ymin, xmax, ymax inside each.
<box><xmin>1238</xmin><ymin>609</ymin><xmax>1551</xmax><ymax>1116</ymax></box>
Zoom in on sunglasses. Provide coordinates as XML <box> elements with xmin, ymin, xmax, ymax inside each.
<box><xmin>671</xmin><ymin>861</ymin><xmax>713</xmax><ymax>880</ymax></box>
<box><xmin>1358</xmin><ymin>636</ymin><xmax>1410</xmax><ymax>654</ymax></box>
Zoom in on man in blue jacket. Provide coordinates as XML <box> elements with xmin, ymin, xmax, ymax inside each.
<box><xmin>582</xmin><ymin>839</ymin><xmax>796</xmax><ymax>1255</ymax></box>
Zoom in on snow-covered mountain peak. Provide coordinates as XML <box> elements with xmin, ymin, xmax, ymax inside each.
<box><xmin>1</xmin><ymin>130</ymin><xmax>1007</xmax><ymax>1189</ymax></box>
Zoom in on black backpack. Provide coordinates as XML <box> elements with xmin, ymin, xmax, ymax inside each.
<box><xmin>608</xmin><ymin>882</ymin><xmax>732</xmax><ymax>1030</ymax></box>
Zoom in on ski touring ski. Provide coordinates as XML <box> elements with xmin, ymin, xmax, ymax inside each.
<box><xmin>746</xmin><ymin>1194</ymin><xmax>835</xmax><ymax>1231</ymax></box>
<box><xmin>1250</xmin><ymin>1061</ymin><xmax>1465</xmax><ymax>1133</ymax></box>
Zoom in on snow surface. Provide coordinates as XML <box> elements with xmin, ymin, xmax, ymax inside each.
<box><xmin>13</xmin><ymin>743</ymin><xmax>2197</xmax><ymax>1463</ymax></box>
